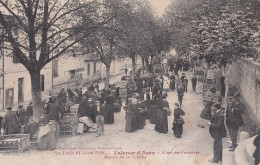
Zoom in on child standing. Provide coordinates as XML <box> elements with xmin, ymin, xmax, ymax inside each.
<box><xmin>95</xmin><ymin>101</ymin><xmax>104</xmax><ymax>137</ymax></box>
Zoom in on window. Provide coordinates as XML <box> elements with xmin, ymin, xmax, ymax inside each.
<box><xmin>87</xmin><ymin>63</ymin><xmax>90</xmax><ymax>76</ymax></box>
<box><xmin>40</xmin><ymin>75</ymin><xmax>45</xmax><ymax>91</ymax></box>
<box><xmin>93</xmin><ymin>62</ymin><xmax>96</xmax><ymax>74</ymax></box>
<box><xmin>69</xmin><ymin>70</ymin><xmax>76</xmax><ymax>79</ymax></box>
<box><xmin>13</xmin><ymin>50</ymin><xmax>20</xmax><ymax>63</ymax></box>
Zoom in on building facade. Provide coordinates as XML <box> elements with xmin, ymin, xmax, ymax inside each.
<box><xmin>0</xmin><ymin>54</ymin><xmax>52</xmax><ymax>110</ymax></box>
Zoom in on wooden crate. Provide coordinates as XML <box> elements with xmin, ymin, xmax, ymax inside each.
<box><xmin>0</xmin><ymin>134</ymin><xmax>31</xmax><ymax>153</ymax></box>
<box><xmin>60</xmin><ymin>113</ymin><xmax>78</xmax><ymax>136</ymax></box>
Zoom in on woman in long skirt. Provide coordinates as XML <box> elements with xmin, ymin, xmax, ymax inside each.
<box><xmin>172</xmin><ymin>103</ymin><xmax>185</xmax><ymax>138</ymax></box>
<box><xmin>155</xmin><ymin>95</ymin><xmax>169</xmax><ymax>133</ymax></box>
<box><xmin>104</xmin><ymin>91</ymin><xmax>115</xmax><ymax>124</ymax></box>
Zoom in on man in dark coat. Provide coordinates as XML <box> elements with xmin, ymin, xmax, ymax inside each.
<box><xmin>191</xmin><ymin>76</ymin><xmax>198</xmax><ymax>92</ymax></box>
<box><xmin>226</xmin><ymin>96</ymin><xmax>244</xmax><ymax>151</ymax></box>
<box><xmin>2</xmin><ymin>107</ymin><xmax>19</xmax><ymax>135</ymax></box>
<box><xmin>208</xmin><ymin>103</ymin><xmax>227</xmax><ymax>163</ymax></box>
<box><xmin>177</xmin><ymin>85</ymin><xmax>185</xmax><ymax>107</ymax></box>
<box><xmin>16</xmin><ymin>105</ymin><xmax>28</xmax><ymax>126</ymax></box>
<box><xmin>181</xmin><ymin>73</ymin><xmax>185</xmax><ymax>85</ymax></box>
<box><xmin>182</xmin><ymin>76</ymin><xmax>188</xmax><ymax>93</ymax></box>
<box><xmin>49</xmin><ymin>97</ymin><xmax>64</xmax><ymax>139</ymax></box>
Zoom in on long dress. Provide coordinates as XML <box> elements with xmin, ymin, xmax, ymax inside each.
<box><xmin>125</xmin><ymin>103</ymin><xmax>137</xmax><ymax>132</ymax></box>
<box><xmin>155</xmin><ymin>100</ymin><xmax>169</xmax><ymax>134</ymax></box>
<box><xmin>172</xmin><ymin>108</ymin><xmax>185</xmax><ymax>138</ymax></box>
<box><xmin>104</xmin><ymin>95</ymin><xmax>115</xmax><ymax>124</ymax></box>
<box><xmin>137</xmin><ymin>102</ymin><xmax>146</xmax><ymax>129</ymax></box>
<box><xmin>149</xmin><ymin>99</ymin><xmax>159</xmax><ymax>124</ymax></box>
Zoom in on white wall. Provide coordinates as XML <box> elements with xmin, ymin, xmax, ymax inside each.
<box><xmin>0</xmin><ymin>56</ymin><xmax>52</xmax><ymax>109</ymax></box>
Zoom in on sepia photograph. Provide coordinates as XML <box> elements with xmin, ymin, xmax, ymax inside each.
<box><xmin>0</xmin><ymin>0</ymin><xmax>259</xmax><ymax>164</ymax></box>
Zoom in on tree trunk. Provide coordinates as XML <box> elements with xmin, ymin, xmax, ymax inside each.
<box><xmin>131</xmin><ymin>53</ymin><xmax>136</xmax><ymax>82</ymax></box>
<box><xmin>141</xmin><ymin>58</ymin><xmax>145</xmax><ymax>75</ymax></box>
<box><xmin>105</xmin><ymin>64</ymin><xmax>110</xmax><ymax>90</ymax></box>
<box><xmin>29</xmin><ymin>69</ymin><xmax>43</xmax><ymax>122</ymax></box>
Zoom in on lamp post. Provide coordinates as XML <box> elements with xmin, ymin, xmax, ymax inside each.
<box><xmin>0</xmin><ymin>43</ymin><xmax>4</xmax><ymax>111</ymax></box>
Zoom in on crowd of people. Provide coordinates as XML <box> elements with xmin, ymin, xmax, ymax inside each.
<box><xmin>1</xmin><ymin>63</ymin><xmax>254</xmax><ymax>164</ymax></box>
<box><xmin>123</xmin><ymin>71</ymin><xmax>195</xmax><ymax>138</ymax></box>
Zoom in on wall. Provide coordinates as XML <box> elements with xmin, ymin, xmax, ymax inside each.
<box><xmin>0</xmin><ymin>56</ymin><xmax>52</xmax><ymax>110</ymax></box>
<box><xmin>226</xmin><ymin>58</ymin><xmax>260</xmax><ymax>122</ymax></box>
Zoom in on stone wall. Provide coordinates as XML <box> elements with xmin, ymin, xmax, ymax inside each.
<box><xmin>226</xmin><ymin>58</ymin><xmax>260</xmax><ymax>123</ymax></box>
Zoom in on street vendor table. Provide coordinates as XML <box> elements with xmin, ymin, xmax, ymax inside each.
<box><xmin>0</xmin><ymin>134</ymin><xmax>31</xmax><ymax>153</ymax></box>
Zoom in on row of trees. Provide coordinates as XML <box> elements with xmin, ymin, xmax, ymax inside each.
<box><xmin>163</xmin><ymin>0</ymin><xmax>259</xmax><ymax>66</ymax></box>
<box><xmin>0</xmin><ymin>0</ymin><xmax>171</xmax><ymax>121</ymax></box>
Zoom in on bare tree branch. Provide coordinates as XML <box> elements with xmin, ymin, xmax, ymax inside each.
<box><xmin>0</xmin><ymin>1</ymin><xmax>27</xmax><ymax>32</ymax></box>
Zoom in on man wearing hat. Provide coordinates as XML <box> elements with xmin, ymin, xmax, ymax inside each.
<box><xmin>208</xmin><ymin>102</ymin><xmax>227</xmax><ymax>163</ymax></box>
<box><xmin>226</xmin><ymin>96</ymin><xmax>244</xmax><ymax>151</ymax></box>
<box><xmin>1</xmin><ymin>107</ymin><xmax>19</xmax><ymax>135</ymax></box>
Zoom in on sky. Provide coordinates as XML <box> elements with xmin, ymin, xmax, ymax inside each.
<box><xmin>148</xmin><ymin>0</ymin><xmax>172</xmax><ymax>17</ymax></box>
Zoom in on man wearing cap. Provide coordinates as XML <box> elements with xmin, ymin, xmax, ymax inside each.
<box><xmin>1</xmin><ymin>107</ymin><xmax>19</xmax><ymax>135</ymax></box>
<box><xmin>226</xmin><ymin>96</ymin><xmax>244</xmax><ymax>151</ymax></box>
<box><xmin>209</xmin><ymin>103</ymin><xmax>227</xmax><ymax>163</ymax></box>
